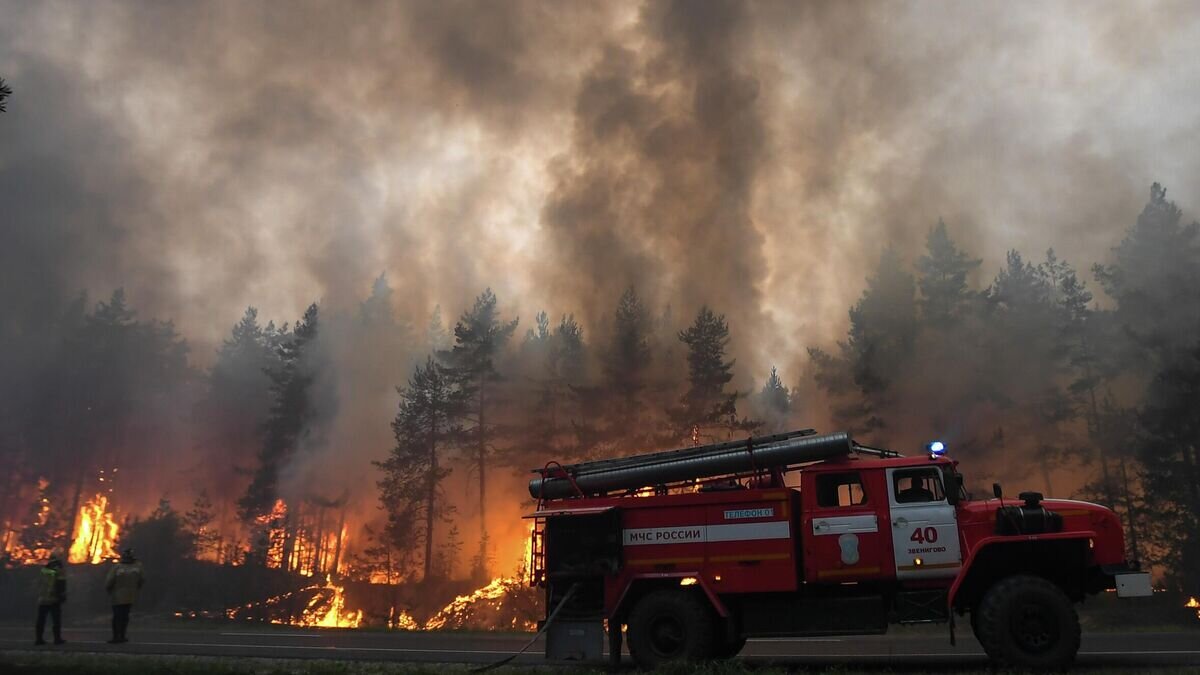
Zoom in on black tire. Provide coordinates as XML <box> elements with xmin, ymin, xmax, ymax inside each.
<box><xmin>975</xmin><ymin>574</ymin><xmax>1081</xmax><ymax>670</ymax></box>
<box><xmin>626</xmin><ymin>589</ymin><xmax>716</xmax><ymax>667</ymax></box>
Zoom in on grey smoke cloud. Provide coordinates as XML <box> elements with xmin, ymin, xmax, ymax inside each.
<box><xmin>3</xmin><ymin>0</ymin><xmax>1200</xmax><ymax>387</ymax></box>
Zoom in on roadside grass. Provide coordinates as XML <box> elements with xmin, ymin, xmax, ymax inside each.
<box><xmin>2</xmin><ymin>652</ymin><xmax>1199</xmax><ymax>675</ymax></box>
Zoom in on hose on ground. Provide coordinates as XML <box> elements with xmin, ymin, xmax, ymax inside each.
<box><xmin>470</xmin><ymin>583</ymin><xmax>581</xmax><ymax>673</ymax></box>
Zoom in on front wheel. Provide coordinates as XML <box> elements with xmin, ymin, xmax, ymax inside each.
<box><xmin>626</xmin><ymin>589</ymin><xmax>716</xmax><ymax>667</ymax></box>
<box><xmin>975</xmin><ymin>574</ymin><xmax>1081</xmax><ymax>670</ymax></box>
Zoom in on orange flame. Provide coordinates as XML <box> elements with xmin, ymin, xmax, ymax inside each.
<box><xmin>424</xmin><ymin>576</ymin><xmax>537</xmax><ymax>631</ymax></box>
<box><xmin>1186</xmin><ymin>596</ymin><xmax>1199</xmax><ymax>621</ymax></box>
<box><xmin>252</xmin><ymin>499</ymin><xmax>345</xmax><ymax>576</ymax></box>
<box><xmin>394</xmin><ymin>609</ymin><xmax>420</xmax><ymax>630</ymax></box>
<box><xmin>297</xmin><ymin>575</ymin><xmax>363</xmax><ymax>628</ymax></box>
<box><xmin>68</xmin><ymin>494</ymin><xmax>119</xmax><ymax>564</ymax></box>
<box><xmin>225</xmin><ymin>574</ymin><xmax>362</xmax><ymax>628</ymax></box>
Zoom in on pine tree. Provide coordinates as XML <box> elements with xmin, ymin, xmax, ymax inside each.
<box><xmin>1095</xmin><ymin>182</ymin><xmax>1200</xmax><ymax>363</ymax></box>
<box><xmin>204</xmin><ymin>308</ymin><xmax>278</xmax><ymax>513</ymax></box>
<box><xmin>605</xmin><ymin>288</ymin><xmax>652</xmax><ymax>406</ymax></box>
<box><xmin>1093</xmin><ymin>184</ymin><xmax>1200</xmax><ymax>591</ymax></box>
<box><xmin>64</xmin><ymin>290</ymin><xmax>190</xmax><ymax>551</ymax></box>
<box><xmin>984</xmin><ymin>250</ymin><xmax>1068</xmax><ymax>494</ymax></box>
<box><xmin>1134</xmin><ymin>343</ymin><xmax>1200</xmax><ymax>594</ymax></box>
<box><xmin>917</xmin><ymin>219</ymin><xmax>981</xmax><ymax>324</ymax></box>
<box><xmin>674</xmin><ymin>306</ymin><xmax>746</xmax><ymax>439</ymax></box>
<box><xmin>360</xmin><ymin>273</ymin><xmax>395</xmax><ymax>328</ymax></box>
<box><xmin>1052</xmin><ymin>252</ymin><xmax>1125</xmax><ymax>508</ymax></box>
<box><xmin>812</xmin><ymin>247</ymin><xmax>917</xmax><ymax>433</ymax></box>
<box><xmin>758</xmin><ymin>367</ymin><xmax>791</xmax><ymax>433</ymax></box>
<box><xmin>514</xmin><ymin>313</ymin><xmax>586</xmax><ymax>467</ymax></box>
<box><xmin>376</xmin><ymin>357</ymin><xmax>461</xmax><ymax>582</ymax></box>
<box><xmin>440</xmin><ymin>289</ymin><xmax>517</xmax><ymax>580</ymax></box>
<box><xmin>0</xmin><ymin>77</ymin><xmax>11</xmax><ymax>113</ymax></box>
<box><xmin>184</xmin><ymin>490</ymin><xmax>221</xmax><ymax>561</ymax></box>
<box><xmin>847</xmin><ymin>247</ymin><xmax>917</xmax><ymax>400</ymax></box>
<box><xmin>239</xmin><ymin>303</ymin><xmax>321</xmax><ymax>524</ymax></box>
<box><xmin>523</xmin><ymin>311</ymin><xmax>552</xmax><ymax>346</ymax></box>
<box><xmin>427</xmin><ymin>305</ymin><xmax>451</xmax><ymax>353</ymax></box>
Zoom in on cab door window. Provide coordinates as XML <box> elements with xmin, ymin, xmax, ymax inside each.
<box><xmin>892</xmin><ymin>468</ymin><xmax>945</xmax><ymax>503</ymax></box>
<box><xmin>816</xmin><ymin>472</ymin><xmax>867</xmax><ymax>508</ymax></box>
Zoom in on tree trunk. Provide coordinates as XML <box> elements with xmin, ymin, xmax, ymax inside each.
<box><xmin>332</xmin><ymin>509</ymin><xmax>346</xmax><ymax>575</ymax></box>
<box><xmin>1080</xmin><ymin>333</ymin><xmax>1116</xmax><ymax>507</ymax></box>
<box><xmin>65</xmin><ymin>466</ymin><xmax>84</xmax><ymax>556</ymax></box>
<box><xmin>313</xmin><ymin>506</ymin><xmax>327</xmax><ymax>574</ymax></box>
<box><xmin>424</xmin><ymin>418</ymin><xmax>437</xmax><ymax>582</ymax></box>
<box><xmin>477</xmin><ymin>384</ymin><xmax>488</xmax><ymax>579</ymax></box>
<box><xmin>282</xmin><ymin>508</ymin><xmax>296</xmax><ymax>572</ymax></box>
<box><xmin>1118</xmin><ymin>458</ymin><xmax>1141</xmax><ymax>563</ymax></box>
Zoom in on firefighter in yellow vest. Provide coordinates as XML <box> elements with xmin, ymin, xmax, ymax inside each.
<box><xmin>105</xmin><ymin>548</ymin><xmax>144</xmax><ymax>644</ymax></box>
<box><xmin>34</xmin><ymin>552</ymin><xmax>66</xmax><ymax>645</ymax></box>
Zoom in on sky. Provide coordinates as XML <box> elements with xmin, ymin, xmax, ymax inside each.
<box><xmin>3</xmin><ymin>0</ymin><xmax>1200</xmax><ymax>385</ymax></box>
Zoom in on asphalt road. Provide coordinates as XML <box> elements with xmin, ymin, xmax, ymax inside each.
<box><xmin>2</xmin><ymin>624</ymin><xmax>1199</xmax><ymax>668</ymax></box>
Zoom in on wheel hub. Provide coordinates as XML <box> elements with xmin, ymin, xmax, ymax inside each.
<box><xmin>648</xmin><ymin>614</ymin><xmax>686</xmax><ymax>657</ymax></box>
<box><xmin>1011</xmin><ymin>600</ymin><xmax>1059</xmax><ymax>654</ymax></box>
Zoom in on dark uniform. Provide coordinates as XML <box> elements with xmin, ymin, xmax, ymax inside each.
<box><xmin>105</xmin><ymin>549</ymin><xmax>145</xmax><ymax>643</ymax></box>
<box><xmin>35</xmin><ymin>555</ymin><xmax>66</xmax><ymax>645</ymax></box>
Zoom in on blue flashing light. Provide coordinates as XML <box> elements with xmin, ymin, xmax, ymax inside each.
<box><xmin>928</xmin><ymin>441</ymin><xmax>946</xmax><ymax>456</ymax></box>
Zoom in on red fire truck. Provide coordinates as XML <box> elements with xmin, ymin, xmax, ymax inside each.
<box><xmin>526</xmin><ymin>429</ymin><xmax>1151</xmax><ymax>670</ymax></box>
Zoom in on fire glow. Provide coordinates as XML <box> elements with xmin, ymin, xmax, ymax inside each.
<box><xmin>1187</xmin><ymin>596</ymin><xmax>1199</xmax><ymax>621</ymax></box>
<box><xmin>256</xmin><ymin>499</ymin><xmax>348</xmax><ymax>577</ymax></box>
<box><xmin>226</xmin><ymin>575</ymin><xmax>362</xmax><ymax>628</ymax></box>
<box><xmin>422</xmin><ymin>576</ymin><xmax>537</xmax><ymax>632</ymax></box>
<box><xmin>68</xmin><ymin>494</ymin><xmax>119</xmax><ymax>564</ymax></box>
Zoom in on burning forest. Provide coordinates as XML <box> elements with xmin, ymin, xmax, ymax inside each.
<box><xmin>2</xmin><ymin>0</ymin><xmax>1200</xmax><ymax>633</ymax></box>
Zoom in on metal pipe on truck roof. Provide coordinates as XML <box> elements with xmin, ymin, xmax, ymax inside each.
<box><xmin>529</xmin><ymin>431</ymin><xmax>854</xmax><ymax>500</ymax></box>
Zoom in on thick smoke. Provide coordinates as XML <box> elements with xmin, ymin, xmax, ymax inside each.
<box><xmin>5</xmin><ymin>1</ymin><xmax>1200</xmax><ymax>368</ymax></box>
<box><xmin>4</xmin><ymin>0</ymin><xmax>1200</xmax><ymax>574</ymax></box>
<box><xmin>540</xmin><ymin>0</ymin><xmax>769</xmax><ymax>378</ymax></box>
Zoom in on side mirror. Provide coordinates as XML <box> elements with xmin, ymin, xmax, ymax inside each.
<box><xmin>944</xmin><ymin>472</ymin><xmax>963</xmax><ymax>505</ymax></box>
<box><xmin>992</xmin><ymin>483</ymin><xmax>1003</xmax><ymax>499</ymax></box>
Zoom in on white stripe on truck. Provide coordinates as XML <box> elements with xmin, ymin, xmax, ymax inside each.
<box><xmin>623</xmin><ymin>521</ymin><xmax>790</xmax><ymax>546</ymax></box>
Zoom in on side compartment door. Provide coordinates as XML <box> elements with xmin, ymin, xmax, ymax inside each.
<box><xmin>886</xmin><ymin>466</ymin><xmax>962</xmax><ymax>579</ymax></box>
<box><xmin>803</xmin><ymin>470</ymin><xmax>889</xmax><ymax>582</ymax></box>
<box><xmin>704</xmin><ymin>494</ymin><xmax>796</xmax><ymax>593</ymax></box>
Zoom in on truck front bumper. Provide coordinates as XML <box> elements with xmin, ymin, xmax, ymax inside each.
<box><xmin>1099</xmin><ymin>563</ymin><xmax>1153</xmax><ymax>597</ymax></box>
<box><xmin>1114</xmin><ymin>572</ymin><xmax>1153</xmax><ymax>597</ymax></box>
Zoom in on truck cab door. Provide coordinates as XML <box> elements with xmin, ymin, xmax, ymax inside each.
<box><xmin>803</xmin><ymin>470</ymin><xmax>889</xmax><ymax>582</ymax></box>
<box><xmin>886</xmin><ymin>466</ymin><xmax>962</xmax><ymax>579</ymax></box>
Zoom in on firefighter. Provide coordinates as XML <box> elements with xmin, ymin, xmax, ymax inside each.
<box><xmin>34</xmin><ymin>552</ymin><xmax>67</xmax><ymax>646</ymax></box>
<box><xmin>105</xmin><ymin>548</ymin><xmax>145</xmax><ymax>644</ymax></box>
<box><xmin>898</xmin><ymin>477</ymin><xmax>935</xmax><ymax>503</ymax></box>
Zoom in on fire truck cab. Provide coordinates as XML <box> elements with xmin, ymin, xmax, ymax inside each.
<box><xmin>526</xmin><ymin>430</ymin><xmax>1150</xmax><ymax>670</ymax></box>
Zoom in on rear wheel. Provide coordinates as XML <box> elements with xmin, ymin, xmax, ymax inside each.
<box><xmin>627</xmin><ymin>589</ymin><xmax>716</xmax><ymax>667</ymax></box>
<box><xmin>975</xmin><ymin>575</ymin><xmax>1080</xmax><ymax>670</ymax></box>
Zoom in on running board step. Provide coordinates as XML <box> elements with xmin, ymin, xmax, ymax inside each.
<box><xmin>893</xmin><ymin>589</ymin><xmax>949</xmax><ymax>624</ymax></box>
